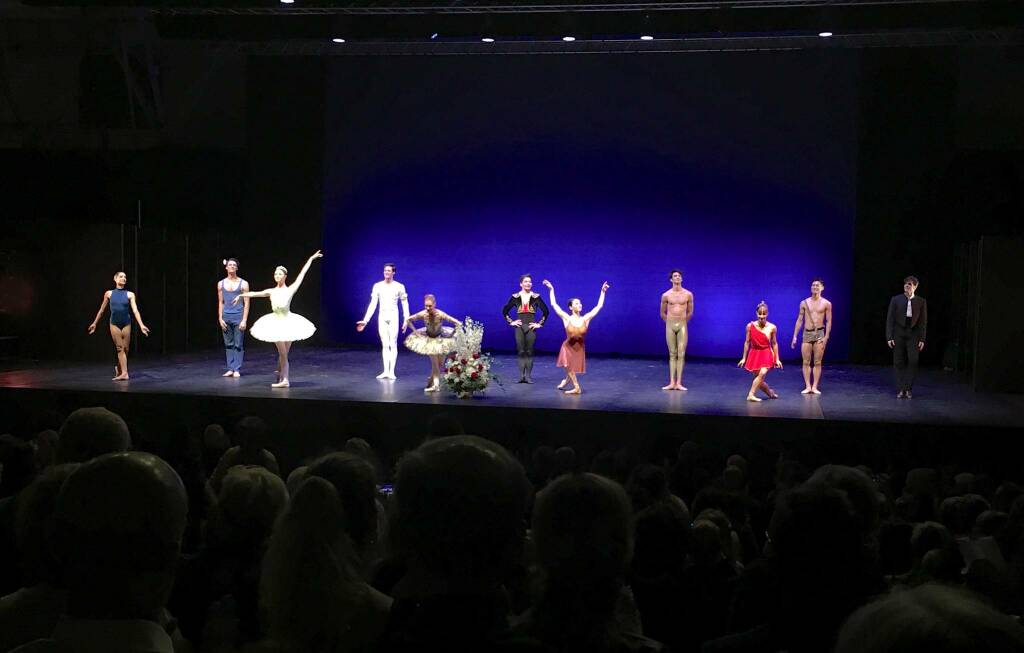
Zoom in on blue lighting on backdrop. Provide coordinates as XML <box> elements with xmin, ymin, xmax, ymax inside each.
<box><xmin>322</xmin><ymin>52</ymin><xmax>858</xmax><ymax>359</ymax></box>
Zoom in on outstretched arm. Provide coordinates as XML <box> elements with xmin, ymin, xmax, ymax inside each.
<box><xmin>403</xmin><ymin>309</ymin><xmax>426</xmax><ymax>333</ymax></box>
<box><xmin>128</xmin><ymin>293</ymin><xmax>151</xmax><ymax>336</ymax></box>
<box><xmin>438</xmin><ymin>309</ymin><xmax>462</xmax><ymax>327</ymax></box>
<box><xmin>582</xmin><ymin>282</ymin><xmax>609</xmax><ymax>321</ymax></box>
<box><xmin>235</xmin><ymin>288</ymin><xmax>271</xmax><ymax>303</ymax></box>
<box><xmin>290</xmin><ymin>250</ymin><xmax>323</xmax><ymax>294</ymax></box>
<box><xmin>543</xmin><ymin>280</ymin><xmax>569</xmax><ymax>321</ymax></box>
<box><xmin>88</xmin><ymin>292</ymin><xmax>110</xmax><ymax>334</ymax></box>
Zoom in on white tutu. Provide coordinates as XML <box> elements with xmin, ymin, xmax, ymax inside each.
<box><xmin>404</xmin><ymin>326</ymin><xmax>455</xmax><ymax>356</ymax></box>
<box><xmin>250</xmin><ymin>310</ymin><xmax>316</xmax><ymax>343</ymax></box>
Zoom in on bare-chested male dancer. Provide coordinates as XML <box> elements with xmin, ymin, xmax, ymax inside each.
<box><xmin>356</xmin><ymin>263</ymin><xmax>410</xmax><ymax>380</ymax></box>
<box><xmin>660</xmin><ymin>269</ymin><xmax>694</xmax><ymax>391</ymax></box>
<box><xmin>790</xmin><ymin>278</ymin><xmax>832</xmax><ymax>395</ymax></box>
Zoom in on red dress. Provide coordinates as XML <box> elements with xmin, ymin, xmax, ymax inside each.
<box><xmin>556</xmin><ymin>320</ymin><xmax>588</xmax><ymax>374</ymax></box>
<box><xmin>744</xmin><ymin>323</ymin><xmax>776</xmax><ymax>372</ymax></box>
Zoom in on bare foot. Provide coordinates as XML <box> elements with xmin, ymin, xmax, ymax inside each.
<box><xmin>564</xmin><ymin>388</ymin><xmax>581</xmax><ymax>395</ymax></box>
<box><xmin>223</xmin><ymin>370</ymin><xmax>234</xmax><ymax>377</ymax></box>
<box><xmin>810</xmin><ymin>388</ymin><xmax>821</xmax><ymax>395</ymax></box>
<box><xmin>232</xmin><ymin>371</ymin><xmax>240</xmax><ymax>378</ymax></box>
<box><xmin>112</xmin><ymin>374</ymin><xmax>129</xmax><ymax>381</ymax></box>
<box><xmin>271</xmin><ymin>380</ymin><xmax>289</xmax><ymax>388</ymax></box>
<box><xmin>747</xmin><ymin>395</ymin><xmax>762</xmax><ymax>402</ymax></box>
<box><xmin>801</xmin><ymin>387</ymin><xmax>813</xmax><ymax>394</ymax></box>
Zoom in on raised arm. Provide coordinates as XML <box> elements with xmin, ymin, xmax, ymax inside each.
<box><xmin>290</xmin><ymin>250</ymin><xmax>323</xmax><ymax>294</ymax></box>
<box><xmin>582</xmin><ymin>282</ymin><xmax>609</xmax><ymax>322</ymax></box>
<box><xmin>543</xmin><ymin>280</ymin><xmax>569</xmax><ymax>321</ymax></box>
<box><xmin>128</xmin><ymin>292</ymin><xmax>150</xmax><ymax>336</ymax></box>
<box><xmin>88</xmin><ymin>292</ymin><xmax>110</xmax><ymax>334</ymax></box>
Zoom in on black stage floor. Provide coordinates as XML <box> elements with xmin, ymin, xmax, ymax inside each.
<box><xmin>2</xmin><ymin>348</ymin><xmax>1021</xmax><ymax>472</ymax></box>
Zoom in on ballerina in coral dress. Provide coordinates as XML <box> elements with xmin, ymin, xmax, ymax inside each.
<box><xmin>738</xmin><ymin>301</ymin><xmax>783</xmax><ymax>401</ymax></box>
<box><xmin>402</xmin><ymin>294</ymin><xmax>462</xmax><ymax>392</ymax></box>
<box><xmin>543</xmin><ymin>279</ymin><xmax>609</xmax><ymax>395</ymax></box>
<box><xmin>234</xmin><ymin>250</ymin><xmax>322</xmax><ymax>388</ymax></box>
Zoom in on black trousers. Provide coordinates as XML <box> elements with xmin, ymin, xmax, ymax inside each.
<box><xmin>892</xmin><ymin>325</ymin><xmax>923</xmax><ymax>391</ymax></box>
<box><xmin>515</xmin><ymin>311</ymin><xmax>537</xmax><ymax>379</ymax></box>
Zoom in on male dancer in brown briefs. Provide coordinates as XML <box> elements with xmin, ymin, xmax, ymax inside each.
<box><xmin>790</xmin><ymin>278</ymin><xmax>832</xmax><ymax>395</ymax></box>
<box><xmin>660</xmin><ymin>269</ymin><xmax>694</xmax><ymax>391</ymax></box>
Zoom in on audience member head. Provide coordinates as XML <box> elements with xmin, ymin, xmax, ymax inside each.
<box><xmin>206</xmin><ymin>465</ymin><xmax>288</xmax><ymax>553</ymax></box>
<box><xmin>531</xmin><ymin>445</ymin><xmax>556</xmax><ymax>485</ymax></box>
<box><xmin>15</xmin><ymin>463</ymin><xmax>80</xmax><ymax>585</ymax></box>
<box><xmin>632</xmin><ymin>498</ymin><xmax>690</xmax><ymax>578</ymax></box>
<box><xmin>626</xmin><ymin>463</ymin><xmax>670</xmax><ymax>512</ymax></box>
<box><xmin>810</xmin><ymin>464</ymin><xmax>882</xmax><ymax>538</ymax></box>
<box><xmin>261</xmin><ymin>477</ymin><xmax>365</xmax><ymax>652</ymax></box>
<box><xmin>55</xmin><ymin>452</ymin><xmax>186</xmax><ymax>620</ymax></box>
<box><xmin>0</xmin><ymin>434</ymin><xmax>35</xmax><ymax>498</ymax></box>
<box><xmin>32</xmin><ymin>429</ymin><xmax>60</xmax><ymax>471</ymax></box>
<box><xmin>530</xmin><ymin>473</ymin><xmax>634</xmax><ymax>650</ymax></box>
<box><xmin>234</xmin><ymin>415</ymin><xmax>271</xmax><ymax>452</ymax></box>
<box><xmin>390</xmin><ymin>435</ymin><xmax>529</xmax><ymax>588</ymax></box>
<box><xmin>202</xmin><ymin>423</ymin><xmax>230</xmax><ymax>463</ymax></box>
<box><xmin>57</xmin><ymin>407</ymin><xmax>131</xmax><ymax>463</ymax></box>
<box><xmin>974</xmin><ymin>510</ymin><xmax>1009</xmax><ymax>539</ymax></box>
<box><xmin>306</xmin><ymin>452</ymin><xmax>379</xmax><ymax>556</ymax></box>
<box><xmin>835</xmin><ymin>584</ymin><xmax>1024</xmax><ymax>653</ymax></box>
<box><xmin>551</xmin><ymin>446</ymin><xmax>577</xmax><ymax>478</ymax></box>
<box><xmin>694</xmin><ymin>508</ymin><xmax>735</xmax><ymax>566</ymax></box>
<box><xmin>723</xmin><ymin>464</ymin><xmax>747</xmax><ymax>493</ymax></box>
<box><xmin>286</xmin><ymin>465</ymin><xmax>309</xmax><ymax>496</ymax></box>
<box><xmin>726</xmin><ymin>453</ymin><xmax>748</xmax><ymax>475</ymax></box>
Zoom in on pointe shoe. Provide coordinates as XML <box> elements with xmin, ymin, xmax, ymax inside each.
<box><xmin>376</xmin><ymin>371</ymin><xmax>388</xmax><ymax>379</ymax></box>
<box><xmin>271</xmin><ymin>380</ymin><xmax>289</xmax><ymax>388</ymax></box>
<box><xmin>801</xmin><ymin>388</ymin><xmax>813</xmax><ymax>394</ymax></box>
<box><xmin>662</xmin><ymin>383</ymin><xmax>676</xmax><ymax>390</ymax></box>
<box><xmin>233</xmin><ymin>371</ymin><xmax>240</xmax><ymax>378</ymax></box>
<box><xmin>564</xmin><ymin>388</ymin><xmax>581</xmax><ymax>395</ymax></box>
<box><xmin>810</xmin><ymin>388</ymin><xmax>820</xmax><ymax>395</ymax></box>
<box><xmin>678</xmin><ymin>386</ymin><xmax>688</xmax><ymax>391</ymax></box>
<box><xmin>556</xmin><ymin>380</ymin><xmax>568</xmax><ymax>390</ymax></box>
<box><xmin>385</xmin><ymin>373</ymin><xmax>397</xmax><ymax>380</ymax></box>
<box><xmin>747</xmin><ymin>395</ymin><xmax>762</xmax><ymax>402</ymax></box>
<box><xmin>223</xmin><ymin>370</ymin><xmax>234</xmax><ymax>377</ymax></box>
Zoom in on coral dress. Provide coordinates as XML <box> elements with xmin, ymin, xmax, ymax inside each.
<box><xmin>744</xmin><ymin>323</ymin><xmax>776</xmax><ymax>372</ymax></box>
<box><xmin>250</xmin><ymin>287</ymin><xmax>316</xmax><ymax>343</ymax></box>
<box><xmin>556</xmin><ymin>319</ymin><xmax>589</xmax><ymax>374</ymax></box>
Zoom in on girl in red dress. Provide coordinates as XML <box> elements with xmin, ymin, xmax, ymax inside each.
<box><xmin>738</xmin><ymin>301</ymin><xmax>783</xmax><ymax>401</ymax></box>
<box><xmin>543</xmin><ymin>279</ymin><xmax>609</xmax><ymax>395</ymax></box>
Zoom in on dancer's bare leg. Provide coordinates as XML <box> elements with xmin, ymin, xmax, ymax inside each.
<box><xmin>759</xmin><ymin>379</ymin><xmax>779</xmax><ymax>399</ymax></box>
<box><xmin>810</xmin><ymin>339</ymin><xmax>825</xmax><ymax>393</ymax></box>
<box><xmin>747</xmin><ymin>370</ymin><xmax>766</xmax><ymax>401</ymax></box>
<box><xmin>272</xmin><ymin>342</ymin><xmax>290</xmax><ymax>387</ymax></box>
<box><xmin>563</xmin><ymin>371</ymin><xmax>581</xmax><ymax>394</ymax></box>
<box><xmin>426</xmin><ymin>355</ymin><xmax>441</xmax><ymax>391</ymax></box>
<box><xmin>111</xmin><ymin>324</ymin><xmax>131</xmax><ymax>380</ymax></box>
<box><xmin>800</xmin><ymin>342</ymin><xmax>813</xmax><ymax>393</ymax></box>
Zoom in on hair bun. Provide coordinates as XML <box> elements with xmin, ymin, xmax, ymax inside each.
<box><xmin>222</xmin><ymin>259</ymin><xmax>227</xmax><ymax>266</ymax></box>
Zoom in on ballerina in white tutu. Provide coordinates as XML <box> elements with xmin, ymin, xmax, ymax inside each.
<box><xmin>234</xmin><ymin>250</ymin><xmax>322</xmax><ymax>388</ymax></box>
<box><xmin>402</xmin><ymin>294</ymin><xmax>462</xmax><ymax>392</ymax></box>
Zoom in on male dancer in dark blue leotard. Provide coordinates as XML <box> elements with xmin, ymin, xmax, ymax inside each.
<box><xmin>217</xmin><ymin>258</ymin><xmax>250</xmax><ymax>377</ymax></box>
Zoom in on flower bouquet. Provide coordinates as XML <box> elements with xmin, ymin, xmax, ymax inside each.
<box><xmin>443</xmin><ymin>317</ymin><xmax>497</xmax><ymax>397</ymax></box>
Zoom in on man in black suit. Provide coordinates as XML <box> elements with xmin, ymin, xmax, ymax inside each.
<box><xmin>886</xmin><ymin>276</ymin><xmax>927</xmax><ymax>398</ymax></box>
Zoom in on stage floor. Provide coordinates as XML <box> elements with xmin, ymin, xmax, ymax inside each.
<box><xmin>1</xmin><ymin>347</ymin><xmax>1020</xmax><ymax>429</ymax></box>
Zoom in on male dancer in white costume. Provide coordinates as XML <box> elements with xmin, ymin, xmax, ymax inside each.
<box><xmin>356</xmin><ymin>263</ymin><xmax>410</xmax><ymax>379</ymax></box>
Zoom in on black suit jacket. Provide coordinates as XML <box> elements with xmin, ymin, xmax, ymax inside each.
<box><xmin>886</xmin><ymin>294</ymin><xmax>927</xmax><ymax>342</ymax></box>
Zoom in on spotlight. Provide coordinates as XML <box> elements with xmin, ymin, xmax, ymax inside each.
<box><xmin>279</xmin><ymin>0</ymin><xmax>294</xmax><ymax>4</ymax></box>
<box><xmin>818</xmin><ymin>31</ymin><xmax>833</xmax><ymax>37</ymax></box>
<box><xmin>562</xmin><ymin>36</ymin><xmax>576</xmax><ymax>42</ymax></box>
<box><xmin>641</xmin><ymin>35</ymin><xmax>654</xmax><ymax>41</ymax></box>
<box><xmin>430</xmin><ymin>33</ymin><xmax>439</xmax><ymax>40</ymax></box>
<box><xmin>332</xmin><ymin>38</ymin><xmax>346</xmax><ymax>43</ymax></box>
<box><xmin>482</xmin><ymin>37</ymin><xmax>495</xmax><ymax>43</ymax></box>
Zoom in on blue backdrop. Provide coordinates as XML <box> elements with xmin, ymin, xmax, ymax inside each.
<box><xmin>322</xmin><ymin>51</ymin><xmax>858</xmax><ymax>359</ymax></box>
